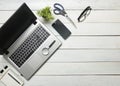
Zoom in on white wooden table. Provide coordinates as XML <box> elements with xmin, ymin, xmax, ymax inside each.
<box><xmin>0</xmin><ymin>0</ymin><xmax>120</xmax><ymax>86</ymax></box>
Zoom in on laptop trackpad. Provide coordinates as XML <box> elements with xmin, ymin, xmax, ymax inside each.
<box><xmin>27</xmin><ymin>53</ymin><xmax>45</xmax><ymax>70</ymax></box>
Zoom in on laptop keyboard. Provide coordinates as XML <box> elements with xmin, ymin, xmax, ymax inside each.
<box><xmin>9</xmin><ymin>25</ymin><xmax>50</xmax><ymax>67</ymax></box>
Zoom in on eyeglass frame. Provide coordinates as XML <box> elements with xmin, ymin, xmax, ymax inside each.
<box><xmin>77</xmin><ymin>6</ymin><xmax>92</xmax><ymax>22</ymax></box>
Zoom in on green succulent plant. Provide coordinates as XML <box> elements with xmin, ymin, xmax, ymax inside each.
<box><xmin>37</xmin><ymin>6</ymin><xmax>54</xmax><ymax>21</ymax></box>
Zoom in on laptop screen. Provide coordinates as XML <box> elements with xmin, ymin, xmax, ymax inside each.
<box><xmin>0</xmin><ymin>3</ymin><xmax>36</xmax><ymax>54</ymax></box>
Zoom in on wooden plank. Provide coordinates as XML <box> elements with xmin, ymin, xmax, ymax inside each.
<box><xmin>0</xmin><ymin>82</ymin><xmax>5</xmax><ymax>86</ymax></box>
<box><xmin>1</xmin><ymin>62</ymin><xmax>120</xmax><ymax>75</ymax></box>
<box><xmin>24</xmin><ymin>76</ymin><xmax>120</xmax><ymax>86</ymax></box>
<box><xmin>1</xmin><ymin>23</ymin><xmax>120</xmax><ymax>36</ymax></box>
<box><xmin>2</xmin><ymin>75</ymin><xmax>120</xmax><ymax>86</ymax></box>
<box><xmin>60</xmin><ymin>36</ymin><xmax>120</xmax><ymax>49</ymax></box>
<box><xmin>50</xmin><ymin>50</ymin><xmax>120</xmax><ymax>62</ymax></box>
<box><xmin>0</xmin><ymin>0</ymin><xmax>120</xmax><ymax>10</ymax></box>
<box><xmin>45</xmin><ymin>23</ymin><xmax>120</xmax><ymax>36</ymax></box>
<box><xmin>56</xmin><ymin>10</ymin><xmax>120</xmax><ymax>23</ymax></box>
<box><xmin>0</xmin><ymin>10</ymin><xmax>120</xmax><ymax>23</ymax></box>
<box><xmin>0</xmin><ymin>11</ymin><xmax>14</xmax><ymax>24</ymax></box>
<box><xmin>1</xmin><ymin>50</ymin><xmax>120</xmax><ymax>62</ymax></box>
<box><xmin>0</xmin><ymin>0</ymin><xmax>120</xmax><ymax>86</ymax></box>
<box><xmin>35</xmin><ymin>62</ymin><xmax>120</xmax><ymax>75</ymax></box>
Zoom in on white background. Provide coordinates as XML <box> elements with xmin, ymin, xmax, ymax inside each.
<box><xmin>0</xmin><ymin>0</ymin><xmax>120</xmax><ymax>86</ymax></box>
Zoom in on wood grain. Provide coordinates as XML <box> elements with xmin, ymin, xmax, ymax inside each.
<box><xmin>24</xmin><ymin>76</ymin><xmax>120</xmax><ymax>86</ymax></box>
<box><xmin>0</xmin><ymin>0</ymin><xmax>120</xmax><ymax>10</ymax></box>
<box><xmin>1</xmin><ymin>62</ymin><xmax>120</xmax><ymax>75</ymax></box>
<box><xmin>0</xmin><ymin>10</ymin><xmax>120</xmax><ymax>24</ymax></box>
<box><xmin>0</xmin><ymin>0</ymin><xmax>120</xmax><ymax>86</ymax></box>
<box><xmin>1</xmin><ymin>49</ymin><xmax>120</xmax><ymax>62</ymax></box>
<box><xmin>1</xmin><ymin>23</ymin><xmax>120</xmax><ymax>36</ymax></box>
<box><xmin>60</xmin><ymin>36</ymin><xmax>120</xmax><ymax>49</ymax></box>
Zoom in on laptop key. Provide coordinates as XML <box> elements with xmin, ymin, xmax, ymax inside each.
<box><xmin>9</xmin><ymin>25</ymin><xmax>50</xmax><ymax>67</ymax></box>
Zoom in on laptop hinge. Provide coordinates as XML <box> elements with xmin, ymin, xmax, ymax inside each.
<box><xmin>0</xmin><ymin>49</ymin><xmax>9</xmax><ymax>55</ymax></box>
<box><xmin>33</xmin><ymin>20</ymin><xmax>37</xmax><ymax>25</ymax></box>
<box><xmin>5</xmin><ymin>50</ymin><xmax>9</xmax><ymax>55</ymax></box>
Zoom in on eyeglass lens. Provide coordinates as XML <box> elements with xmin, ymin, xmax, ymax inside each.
<box><xmin>78</xmin><ymin>6</ymin><xmax>92</xmax><ymax>22</ymax></box>
<box><xmin>78</xmin><ymin>15</ymin><xmax>86</xmax><ymax>22</ymax></box>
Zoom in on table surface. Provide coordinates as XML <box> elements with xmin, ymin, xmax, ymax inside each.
<box><xmin>0</xmin><ymin>0</ymin><xmax>120</xmax><ymax>86</ymax></box>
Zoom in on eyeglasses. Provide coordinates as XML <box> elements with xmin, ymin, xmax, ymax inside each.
<box><xmin>77</xmin><ymin>6</ymin><xmax>92</xmax><ymax>22</ymax></box>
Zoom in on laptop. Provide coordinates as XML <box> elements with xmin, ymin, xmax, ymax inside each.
<box><xmin>0</xmin><ymin>3</ymin><xmax>62</xmax><ymax>80</ymax></box>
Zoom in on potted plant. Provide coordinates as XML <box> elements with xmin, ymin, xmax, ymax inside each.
<box><xmin>37</xmin><ymin>6</ymin><xmax>54</xmax><ymax>21</ymax></box>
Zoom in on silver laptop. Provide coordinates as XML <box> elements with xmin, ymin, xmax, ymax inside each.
<box><xmin>0</xmin><ymin>3</ymin><xmax>62</xmax><ymax>80</ymax></box>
